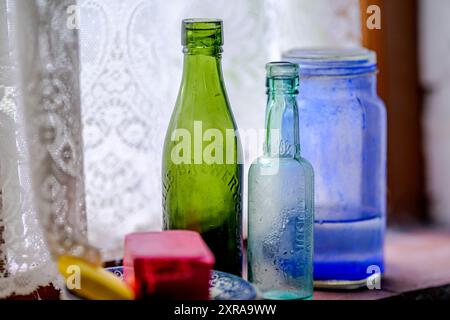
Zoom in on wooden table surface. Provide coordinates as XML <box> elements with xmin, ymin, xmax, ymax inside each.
<box><xmin>6</xmin><ymin>228</ymin><xmax>450</xmax><ymax>300</ymax></box>
<box><xmin>315</xmin><ymin>228</ymin><xmax>450</xmax><ymax>300</ymax></box>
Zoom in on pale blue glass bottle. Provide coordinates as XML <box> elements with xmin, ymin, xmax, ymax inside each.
<box><xmin>284</xmin><ymin>49</ymin><xmax>387</xmax><ymax>289</ymax></box>
<box><xmin>248</xmin><ymin>62</ymin><xmax>314</xmax><ymax>300</ymax></box>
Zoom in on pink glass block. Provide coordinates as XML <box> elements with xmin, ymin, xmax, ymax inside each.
<box><xmin>124</xmin><ymin>231</ymin><xmax>215</xmax><ymax>300</ymax></box>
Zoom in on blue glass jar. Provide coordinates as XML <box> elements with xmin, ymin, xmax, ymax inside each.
<box><xmin>284</xmin><ymin>49</ymin><xmax>387</xmax><ymax>288</ymax></box>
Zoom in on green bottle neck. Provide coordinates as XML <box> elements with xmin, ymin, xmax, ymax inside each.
<box><xmin>265</xmin><ymin>78</ymin><xmax>301</xmax><ymax>159</ymax></box>
<box><xmin>181</xmin><ymin>46</ymin><xmax>225</xmax><ymax>92</ymax></box>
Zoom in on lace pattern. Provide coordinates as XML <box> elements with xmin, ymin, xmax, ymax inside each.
<box><xmin>0</xmin><ymin>0</ymin><xmax>60</xmax><ymax>298</ymax></box>
<box><xmin>13</xmin><ymin>0</ymin><xmax>100</xmax><ymax>263</ymax></box>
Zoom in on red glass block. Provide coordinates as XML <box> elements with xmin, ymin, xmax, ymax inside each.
<box><xmin>124</xmin><ymin>231</ymin><xmax>215</xmax><ymax>300</ymax></box>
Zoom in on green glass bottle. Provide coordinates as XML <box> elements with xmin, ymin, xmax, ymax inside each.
<box><xmin>162</xmin><ymin>19</ymin><xmax>243</xmax><ymax>276</ymax></box>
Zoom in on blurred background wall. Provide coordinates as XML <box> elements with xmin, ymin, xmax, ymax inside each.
<box><xmin>420</xmin><ymin>0</ymin><xmax>450</xmax><ymax>227</ymax></box>
<box><xmin>361</xmin><ymin>0</ymin><xmax>450</xmax><ymax>228</ymax></box>
<box><xmin>361</xmin><ymin>0</ymin><xmax>426</xmax><ymax>225</ymax></box>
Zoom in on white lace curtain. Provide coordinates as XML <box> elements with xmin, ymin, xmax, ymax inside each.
<box><xmin>0</xmin><ymin>0</ymin><xmax>361</xmax><ymax>298</ymax></box>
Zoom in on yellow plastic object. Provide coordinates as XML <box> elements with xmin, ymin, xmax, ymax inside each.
<box><xmin>58</xmin><ymin>255</ymin><xmax>134</xmax><ymax>300</ymax></box>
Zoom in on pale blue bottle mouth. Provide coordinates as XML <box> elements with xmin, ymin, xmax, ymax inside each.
<box><xmin>283</xmin><ymin>48</ymin><xmax>377</xmax><ymax>77</ymax></box>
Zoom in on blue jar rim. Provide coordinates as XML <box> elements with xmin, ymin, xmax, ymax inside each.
<box><xmin>282</xmin><ymin>48</ymin><xmax>377</xmax><ymax>77</ymax></box>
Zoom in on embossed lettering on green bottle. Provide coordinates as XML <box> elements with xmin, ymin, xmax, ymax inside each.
<box><xmin>162</xmin><ymin>19</ymin><xmax>243</xmax><ymax>276</ymax></box>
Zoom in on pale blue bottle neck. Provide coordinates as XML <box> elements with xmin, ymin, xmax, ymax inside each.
<box><xmin>264</xmin><ymin>78</ymin><xmax>301</xmax><ymax>159</ymax></box>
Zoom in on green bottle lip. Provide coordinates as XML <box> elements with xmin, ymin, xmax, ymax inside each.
<box><xmin>182</xmin><ymin>19</ymin><xmax>223</xmax><ymax>47</ymax></box>
<box><xmin>183</xmin><ymin>18</ymin><xmax>223</xmax><ymax>30</ymax></box>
